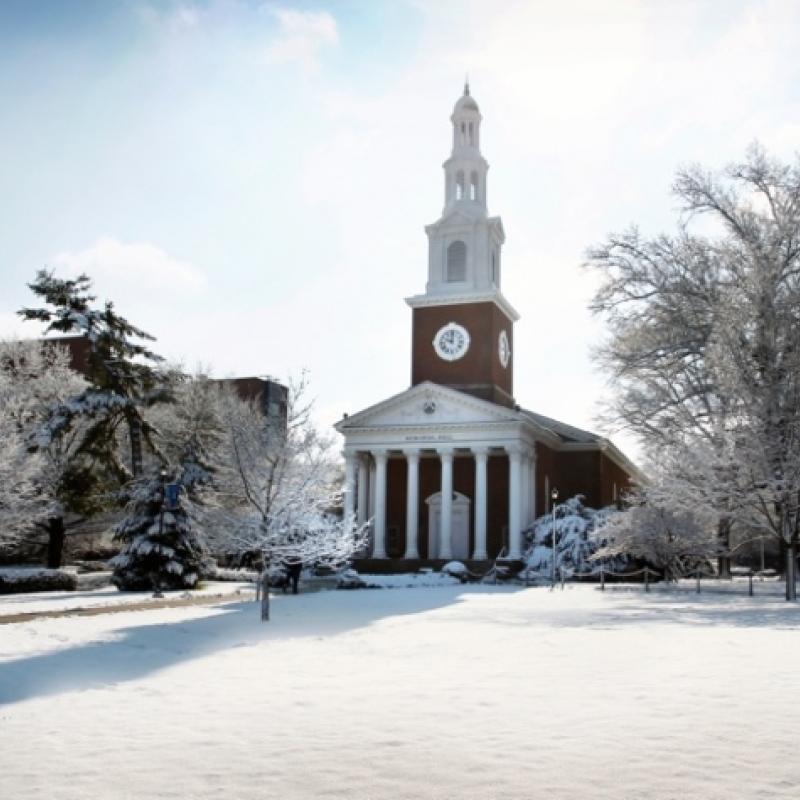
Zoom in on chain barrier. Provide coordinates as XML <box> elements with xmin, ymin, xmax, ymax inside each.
<box><xmin>491</xmin><ymin>558</ymin><xmax>780</xmax><ymax>598</ymax></box>
<box><xmin>561</xmin><ymin>564</ymin><xmax>780</xmax><ymax>597</ymax></box>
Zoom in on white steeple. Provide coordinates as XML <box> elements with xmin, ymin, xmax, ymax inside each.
<box><xmin>407</xmin><ymin>83</ymin><xmax>518</xmax><ymax>322</ymax></box>
<box><xmin>443</xmin><ymin>80</ymin><xmax>488</xmax><ymax>214</ymax></box>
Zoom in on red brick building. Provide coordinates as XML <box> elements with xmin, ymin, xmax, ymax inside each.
<box><xmin>49</xmin><ymin>334</ymin><xmax>288</xmax><ymax>435</ymax></box>
<box><xmin>335</xmin><ymin>85</ymin><xmax>640</xmax><ymax>567</ymax></box>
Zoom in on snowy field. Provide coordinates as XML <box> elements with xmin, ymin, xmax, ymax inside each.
<box><xmin>2</xmin><ymin>584</ymin><xmax>800</xmax><ymax>800</ymax></box>
<box><xmin>0</xmin><ymin>580</ymin><xmax>255</xmax><ymax>617</ymax></box>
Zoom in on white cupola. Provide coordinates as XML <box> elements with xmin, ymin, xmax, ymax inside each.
<box><xmin>406</xmin><ymin>83</ymin><xmax>517</xmax><ymax>322</ymax></box>
<box><xmin>443</xmin><ymin>82</ymin><xmax>488</xmax><ymax>213</ymax></box>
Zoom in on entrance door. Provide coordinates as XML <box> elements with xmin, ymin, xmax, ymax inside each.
<box><xmin>426</xmin><ymin>492</ymin><xmax>471</xmax><ymax>560</ymax></box>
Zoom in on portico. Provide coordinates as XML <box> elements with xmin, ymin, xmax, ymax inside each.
<box><xmin>338</xmin><ymin>382</ymin><xmax>545</xmax><ymax>562</ymax></box>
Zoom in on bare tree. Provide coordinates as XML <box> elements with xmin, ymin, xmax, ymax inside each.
<box><xmin>588</xmin><ymin>145</ymin><xmax>800</xmax><ymax>598</ymax></box>
<box><xmin>0</xmin><ymin>339</ymin><xmax>100</xmax><ymax>565</ymax></box>
<box><xmin>0</xmin><ymin>387</ymin><xmax>48</xmax><ymax>554</ymax></box>
<box><xmin>213</xmin><ymin>377</ymin><xmax>368</xmax><ymax>619</ymax></box>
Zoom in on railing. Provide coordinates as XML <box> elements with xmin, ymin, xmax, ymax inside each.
<box><xmin>561</xmin><ymin>564</ymin><xmax>783</xmax><ymax>597</ymax></box>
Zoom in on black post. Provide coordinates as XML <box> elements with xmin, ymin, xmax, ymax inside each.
<box><xmin>45</xmin><ymin>516</ymin><xmax>66</xmax><ymax>569</ymax></box>
<box><xmin>260</xmin><ymin>568</ymin><xmax>270</xmax><ymax>621</ymax></box>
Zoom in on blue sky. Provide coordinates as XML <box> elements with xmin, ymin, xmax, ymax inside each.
<box><xmin>3</xmin><ymin>0</ymin><xmax>800</xmax><ymax>463</ymax></box>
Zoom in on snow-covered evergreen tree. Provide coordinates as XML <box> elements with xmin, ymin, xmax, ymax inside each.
<box><xmin>111</xmin><ymin>468</ymin><xmax>204</xmax><ymax>591</ymax></box>
<box><xmin>522</xmin><ymin>496</ymin><xmax>624</xmax><ymax>577</ymax></box>
<box><xmin>19</xmin><ymin>270</ymin><xmax>170</xmax><ymax>478</ymax></box>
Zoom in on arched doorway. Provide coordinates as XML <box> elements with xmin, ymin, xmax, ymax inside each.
<box><xmin>426</xmin><ymin>491</ymin><xmax>471</xmax><ymax>560</ymax></box>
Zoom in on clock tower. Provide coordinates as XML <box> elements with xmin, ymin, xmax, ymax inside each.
<box><xmin>337</xmin><ymin>82</ymin><xmax>641</xmax><ymax>568</ymax></box>
<box><xmin>406</xmin><ymin>83</ymin><xmax>519</xmax><ymax>408</ymax></box>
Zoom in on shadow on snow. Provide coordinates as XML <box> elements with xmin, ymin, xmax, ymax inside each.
<box><xmin>0</xmin><ymin>586</ymin><xmax>511</xmax><ymax>706</ymax></box>
<box><xmin>4</xmin><ymin>583</ymin><xmax>797</xmax><ymax>706</ymax></box>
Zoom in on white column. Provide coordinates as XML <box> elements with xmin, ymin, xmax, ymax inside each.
<box><xmin>438</xmin><ymin>447</ymin><xmax>454</xmax><ymax>560</ymax></box>
<box><xmin>357</xmin><ymin>456</ymin><xmax>368</xmax><ymax>525</ymax></box>
<box><xmin>343</xmin><ymin>452</ymin><xmax>357</xmax><ymax>523</ymax></box>
<box><xmin>473</xmin><ymin>447</ymin><xmax>488</xmax><ymax>560</ymax></box>
<box><xmin>368</xmin><ymin>460</ymin><xmax>376</xmax><ymax>518</ymax></box>
<box><xmin>373</xmin><ymin>450</ymin><xmax>388</xmax><ymax>559</ymax></box>
<box><xmin>530</xmin><ymin>450</ymin><xmax>538</xmax><ymax>523</ymax></box>
<box><xmin>521</xmin><ymin>453</ymin><xmax>531</xmax><ymax>528</ymax></box>
<box><xmin>404</xmin><ymin>449</ymin><xmax>420</xmax><ymax>559</ymax></box>
<box><xmin>507</xmin><ymin>445</ymin><xmax>522</xmax><ymax>558</ymax></box>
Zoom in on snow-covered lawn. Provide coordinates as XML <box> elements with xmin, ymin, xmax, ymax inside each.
<box><xmin>2</xmin><ymin>584</ymin><xmax>800</xmax><ymax>799</ymax></box>
<box><xmin>0</xmin><ymin>580</ymin><xmax>254</xmax><ymax>617</ymax></box>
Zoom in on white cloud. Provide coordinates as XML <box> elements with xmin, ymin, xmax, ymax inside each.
<box><xmin>136</xmin><ymin>2</ymin><xmax>201</xmax><ymax>30</ymax></box>
<box><xmin>263</xmin><ymin>8</ymin><xmax>339</xmax><ymax>71</ymax></box>
<box><xmin>52</xmin><ymin>237</ymin><xmax>207</xmax><ymax>302</ymax></box>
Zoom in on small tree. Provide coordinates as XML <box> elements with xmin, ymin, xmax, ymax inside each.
<box><xmin>0</xmin><ymin>339</ymin><xmax>105</xmax><ymax>566</ymax></box>
<box><xmin>523</xmin><ymin>496</ymin><xmax>624</xmax><ymax>577</ymax></box>
<box><xmin>0</xmin><ymin>393</ymin><xmax>48</xmax><ymax>555</ymax></box>
<box><xmin>213</xmin><ymin>377</ymin><xmax>368</xmax><ymax>619</ymax></box>
<box><xmin>595</xmin><ymin>488</ymin><xmax>719</xmax><ymax>581</ymax></box>
<box><xmin>110</xmin><ymin>468</ymin><xmax>204</xmax><ymax>592</ymax></box>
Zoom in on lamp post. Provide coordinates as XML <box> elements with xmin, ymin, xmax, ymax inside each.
<box><xmin>550</xmin><ymin>487</ymin><xmax>559</xmax><ymax>587</ymax></box>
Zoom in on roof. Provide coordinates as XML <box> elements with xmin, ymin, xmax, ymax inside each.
<box><xmin>336</xmin><ymin>382</ymin><xmax>645</xmax><ymax>483</ymax></box>
<box><xmin>453</xmin><ymin>82</ymin><xmax>480</xmax><ymax>114</ymax></box>
<box><xmin>519</xmin><ymin>409</ymin><xmax>600</xmax><ymax>444</ymax></box>
<box><xmin>454</xmin><ymin>94</ymin><xmax>480</xmax><ymax>113</ymax></box>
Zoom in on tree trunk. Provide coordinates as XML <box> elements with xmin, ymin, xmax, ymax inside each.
<box><xmin>717</xmin><ymin>518</ymin><xmax>731</xmax><ymax>579</ymax></box>
<box><xmin>129</xmin><ymin>416</ymin><xmax>143</xmax><ymax>477</ymax></box>
<box><xmin>46</xmin><ymin>516</ymin><xmax>66</xmax><ymax>569</ymax></box>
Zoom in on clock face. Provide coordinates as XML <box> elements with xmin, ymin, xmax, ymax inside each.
<box><xmin>433</xmin><ymin>322</ymin><xmax>470</xmax><ymax>361</ymax></box>
<box><xmin>498</xmin><ymin>329</ymin><xmax>511</xmax><ymax>368</ymax></box>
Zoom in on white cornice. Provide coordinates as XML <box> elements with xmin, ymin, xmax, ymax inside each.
<box><xmin>336</xmin><ymin>382</ymin><xmax>563</xmax><ymax>449</ymax></box>
<box><xmin>336</xmin><ymin>381</ymin><xmax>516</xmax><ymax>431</ymax></box>
<box><xmin>405</xmin><ymin>290</ymin><xmax>520</xmax><ymax>322</ymax></box>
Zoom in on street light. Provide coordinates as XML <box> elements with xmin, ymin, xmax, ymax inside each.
<box><xmin>550</xmin><ymin>487</ymin><xmax>559</xmax><ymax>587</ymax></box>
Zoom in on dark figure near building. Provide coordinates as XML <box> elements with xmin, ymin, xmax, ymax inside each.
<box><xmin>283</xmin><ymin>558</ymin><xmax>303</xmax><ymax>594</ymax></box>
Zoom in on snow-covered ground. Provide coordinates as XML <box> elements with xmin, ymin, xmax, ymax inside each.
<box><xmin>2</xmin><ymin>583</ymin><xmax>800</xmax><ymax>799</ymax></box>
<box><xmin>0</xmin><ymin>580</ymin><xmax>254</xmax><ymax>617</ymax></box>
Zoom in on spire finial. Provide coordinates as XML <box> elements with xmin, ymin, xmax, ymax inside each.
<box><xmin>464</xmin><ymin>74</ymin><xmax>470</xmax><ymax>96</ymax></box>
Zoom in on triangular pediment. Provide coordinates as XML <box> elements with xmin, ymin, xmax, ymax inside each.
<box><xmin>336</xmin><ymin>382</ymin><xmax>520</xmax><ymax>431</ymax></box>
